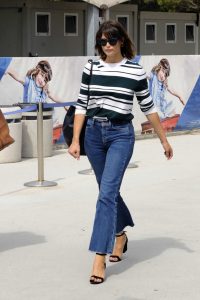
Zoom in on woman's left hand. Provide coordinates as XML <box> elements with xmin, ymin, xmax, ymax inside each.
<box><xmin>146</xmin><ymin>113</ymin><xmax>173</xmax><ymax>160</ymax></box>
<box><xmin>162</xmin><ymin>140</ymin><xmax>173</xmax><ymax>160</ymax></box>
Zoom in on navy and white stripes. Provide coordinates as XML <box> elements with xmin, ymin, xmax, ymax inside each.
<box><xmin>76</xmin><ymin>58</ymin><xmax>156</xmax><ymax>120</ymax></box>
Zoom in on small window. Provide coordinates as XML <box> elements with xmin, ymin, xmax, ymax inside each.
<box><xmin>64</xmin><ymin>14</ymin><xmax>78</xmax><ymax>36</ymax></box>
<box><xmin>116</xmin><ymin>15</ymin><xmax>129</xmax><ymax>33</ymax></box>
<box><xmin>185</xmin><ymin>24</ymin><xmax>195</xmax><ymax>43</ymax></box>
<box><xmin>145</xmin><ymin>23</ymin><xmax>157</xmax><ymax>43</ymax></box>
<box><xmin>35</xmin><ymin>12</ymin><xmax>51</xmax><ymax>36</ymax></box>
<box><xmin>166</xmin><ymin>24</ymin><xmax>176</xmax><ymax>43</ymax></box>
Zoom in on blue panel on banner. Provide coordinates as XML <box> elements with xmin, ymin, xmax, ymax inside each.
<box><xmin>175</xmin><ymin>75</ymin><xmax>200</xmax><ymax>130</ymax></box>
<box><xmin>0</xmin><ymin>57</ymin><xmax>12</xmax><ymax>80</ymax></box>
<box><xmin>131</xmin><ymin>55</ymin><xmax>141</xmax><ymax>64</ymax></box>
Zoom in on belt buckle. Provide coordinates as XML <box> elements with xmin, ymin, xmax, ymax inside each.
<box><xmin>93</xmin><ymin>116</ymin><xmax>108</xmax><ymax>122</ymax></box>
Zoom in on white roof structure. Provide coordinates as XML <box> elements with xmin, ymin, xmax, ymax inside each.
<box><xmin>82</xmin><ymin>0</ymin><xmax>129</xmax><ymax>9</ymax></box>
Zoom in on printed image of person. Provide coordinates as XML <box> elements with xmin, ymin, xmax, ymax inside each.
<box><xmin>6</xmin><ymin>60</ymin><xmax>61</xmax><ymax>104</ymax></box>
<box><xmin>148</xmin><ymin>58</ymin><xmax>185</xmax><ymax>119</ymax></box>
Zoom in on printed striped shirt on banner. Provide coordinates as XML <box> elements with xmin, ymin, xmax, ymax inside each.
<box><xmin>75</xmin><ymin>58</ymin><xmax>157</xmax><ymax>121</ymax></box>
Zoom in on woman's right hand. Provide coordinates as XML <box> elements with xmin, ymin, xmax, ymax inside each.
<box><xmin>68</xmin><ymin>113</ymin><xmax>86</xmax><ymax>160</ymax></box>
<box><xmin>68</xmin><ymin>141</ymin><xmax>80</xmax><ymax>160</ymax></box>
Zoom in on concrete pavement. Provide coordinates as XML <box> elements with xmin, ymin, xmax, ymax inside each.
<box><xmin>0</xmin><ymin>132</ymin><xmax>200</xmax><ymax>300</ymax></box>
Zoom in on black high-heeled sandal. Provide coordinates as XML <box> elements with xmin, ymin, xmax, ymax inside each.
<box><xmin>90</xmin><ymin>253</ymin><xmax>106</xmax><ymax>284</ymax></box>
<box><xmin>109</xmin><ymin>232</ymin><xmax>128</xmax><ymax>262</ymax></box>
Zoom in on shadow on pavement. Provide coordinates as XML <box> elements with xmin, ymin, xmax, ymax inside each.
<box><xmin>0</xmin><ymin>231</ymin><xmax>46</xmax><ymax>252</ymax></box>
<box><xmin>107</xmin><ymin>237</ymin><xmax>193</xmax><ymax>278</ymax></box>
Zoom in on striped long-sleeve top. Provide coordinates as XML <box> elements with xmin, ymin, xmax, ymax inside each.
<box><xmin>75</xmin><ymin>58</ymin><xmax>157</xmax><ymax>121</ymax></box>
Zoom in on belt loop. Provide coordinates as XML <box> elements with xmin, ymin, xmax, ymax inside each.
<box><xmin>88</xmin><ymin>118</ymin><xmax>94</xmax><ymax>125</ymax></box>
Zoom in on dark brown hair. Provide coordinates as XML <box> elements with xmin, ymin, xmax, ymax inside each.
<box><xmin>152</xmin><ymin>58</ymin><xmax>171</xmax><ymax>77</ymax></box>
<box><xmin>26</xmin><ymin>60</ymin><xmax>52</xmax><ymax>82</ymax></box>
<box><xmin>95</xmin><ymin>20</ymin><xmax>135</xmax><ymax>60</ymax></box>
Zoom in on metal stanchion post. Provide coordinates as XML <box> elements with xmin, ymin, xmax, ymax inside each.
<box><xmin>24</xmin><ymin>102</ymin><xmax>57</xmax><ymax>187</ymax></box>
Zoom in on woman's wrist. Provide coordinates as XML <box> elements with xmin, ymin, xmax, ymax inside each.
<box><xmin>161</xmin><ymin>139</ymin><xmax>169</xmax><ymax>145</ymax></box>
<box><xmin>72</xmin><ymin>137</ymin><xmax>80</xmax><ymax>144</ymax></box>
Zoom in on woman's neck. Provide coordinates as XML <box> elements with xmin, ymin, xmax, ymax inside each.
<box><xmin>105</xmin><ymin>54</ymin><xmax>124</xmax><ymax>64</ymax></box>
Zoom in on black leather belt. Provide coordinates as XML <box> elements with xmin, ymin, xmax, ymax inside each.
<box><xmin>111</xmin><ymin>119</ymin><xmax>130</xmax><ymax>125</ymax></box>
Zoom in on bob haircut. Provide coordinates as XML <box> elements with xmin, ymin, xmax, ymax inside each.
<box><xmin>95</xmin><ymin>20</ymin><xmax>135</xmax><ymax>61</ymax></box>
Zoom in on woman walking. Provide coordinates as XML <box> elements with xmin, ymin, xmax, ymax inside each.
<box><xmin>68</xmin><ymin>20</ymin><xmax>173</xmax><ymax>284</ymax></box>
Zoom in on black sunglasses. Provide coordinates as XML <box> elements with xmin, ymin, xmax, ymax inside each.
<box><xmin>97</xmin><ymin>37</ymin><xmax>119</xmax><ymax>47</ymax></box>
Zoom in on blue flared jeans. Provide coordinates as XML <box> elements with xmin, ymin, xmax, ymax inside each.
<box><xmin>84</xmin><ymin>118</ymin><xmax>135</xmax><ymax>254</ymax></box>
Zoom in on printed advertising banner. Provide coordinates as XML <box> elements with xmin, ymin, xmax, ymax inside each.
<box><xmin>0</xmin><ymin>55</ymin><xmax>200</xmax><ymax>144</ymax></box>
